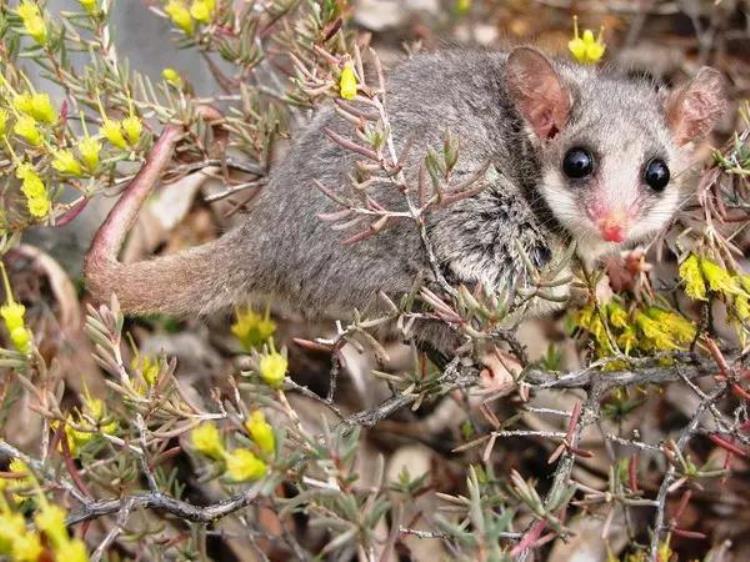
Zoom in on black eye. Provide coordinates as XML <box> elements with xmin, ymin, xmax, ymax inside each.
<box><xmin>562</xmin><ymin>148</ymin><xmax>594</xmax><ymax>179</ymax></box>
<box><xmin>644</xmin><ymin>159</ymin><xmax>670</xmax><ymax>192</ymax></box>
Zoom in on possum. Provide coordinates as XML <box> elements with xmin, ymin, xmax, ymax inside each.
<box><xmin>83</xmin><ymin>47</ymin><xmax>727</xmax><ymax>350</ymax></box>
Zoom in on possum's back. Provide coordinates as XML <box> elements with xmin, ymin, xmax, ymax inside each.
<box><xmin>232</xmin><ymin>50</ymin><xmax>524</xmax><ymax>317</ymax></box>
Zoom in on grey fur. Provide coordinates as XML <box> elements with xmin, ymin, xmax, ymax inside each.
<box><xmin>85</xmin><ymin>48</ymin><xmax>726</xmax><ymax>352</ymax></box>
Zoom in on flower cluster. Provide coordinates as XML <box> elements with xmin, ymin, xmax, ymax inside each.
<box><xmin>15</xmin><ymin>1</ymin><xmax>48</xmax><ymax>46</ymax></box>
<box><xmin>33</xmin><ymin>504</ymin><xmax>89</xmax><ymax>562</ymax></box>
<box><xmin>679</xmin><ymin>253</ymin><xmax>750</xmax><ymax>339</ymax></box>
<box><xmin>98</xmin><ymin>98</ymin><xmax>143</xmax><ymax>151</ymax></box>
<box><xmin>164</xmin><ymin>0</ymin><xmax>217</xmax><ymax>35</ymax></box>
<box><xmin>0</xmin><ymin>65</ymin><xmax>146</xmax><ymax>224</ymax></box>
<box><xmin>56</xmin><ymin>391</ymin><xmax>118</xmax><ymax>458</ymax></box>
<box><xmin>0</xmin><ymin>462</ymin><xmax>89</xmax><ymax>562</ymax></box>
<box><xmin>574</xmin><ymin>300</ymin><xmax>696</xmax><ymax>359</ymax></box>
<box><xmin>131</xmin><ymin>353</ymin><xmax>162</xmax><ymax>390</ymax></box>
<box><xmin>190</xmin><ymin>410</ymin><xmax>275</xmax><ymax>483</ymax></box>
<box><xmin>13</xmin><ymin>92</ymin><xmax>56</xmax><ymax>125</ymax></box>
<box><xmin>5</xmin><ymin>459</ymin><xmax>33</xmax><ymax>505</ymax></box>
<box><xmin>0</xmin><ymin>81</ymin><xmax>61</xmax><ymax>218</ymax></box>
<box><xmin>15</xmin><ymin>164</ymin><xmax>50</xmax><ymax>218</ymax></box>
<box><xmin>50</xmin><ymin>132</ymin><xmax>103</xmax><ymax>177</ymax></box>
<box><xmin>189</xmin><ymin>337</ymin><xmax>287</xmax><ymax>482</ymax></box>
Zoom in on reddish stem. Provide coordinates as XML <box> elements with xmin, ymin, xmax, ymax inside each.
<box><xmin>628</xmin><ymin>454</ymin><xmax>640</xmax><ymax>492</ymax></box>
<box><xmin>709</xmin><ymin>434</ymin><xmax>747</xmax><ymax>458</ymax></box>
<box><xmin>510</xmin><ymin>519</ymin><xmax>546</xmax><ymax>558</ymax></box>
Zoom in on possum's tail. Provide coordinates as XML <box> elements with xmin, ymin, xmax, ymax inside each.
<box><xmin>84</xmin><ymin>118</ymin><xmax>239</xmax><ymax>317</ymax></box>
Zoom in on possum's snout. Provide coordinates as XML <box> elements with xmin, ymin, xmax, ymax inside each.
<box><xmin>585</xmin><ymin>201</ymin><xmax>638</xmax><ymax>244</ymax></box>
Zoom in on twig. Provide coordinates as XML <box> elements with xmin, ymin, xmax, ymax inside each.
<box><xmin>90</xmin><ymin>497</ymin><xmax>135</xmax><ymax>562</ymax></box>
<box><xmin>648</xmin><ymin>382</ymin><xmax>729</xmax><ymax>560</ymax></box>
<box><xmin>67</xmin><ymin>484</ymin><xmax>263</xmax><ymax>525</ymax></box>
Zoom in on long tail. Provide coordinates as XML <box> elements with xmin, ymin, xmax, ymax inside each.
<box><xmin>84</xmin><ymin>119</ymin><xmax>236</xmax><ymax>316</ymax></box>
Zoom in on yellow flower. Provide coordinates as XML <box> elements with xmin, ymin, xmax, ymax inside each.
<box><xmin>700</xmin><ymin>258</ymin><xmax>738</xmax><ymax>295</ymax></box>
<box><xmin>657</xmin><ymin>541</ymin><xmax>672</xmax><ymax>562</ymax></box>
<box><xmin>8</xmin><ymin>458</ymin><xmax>28</xmax><ymax>477</ymax></box>
<box><xmin>11</xmin><ymin>530</ymin><xmax>43</xmax><ymax>562</ymax></box>
<box><xmin>16</xmin><ymin>163</ymin><xmax>41</xmax><ymax>190</ymax></box>
<box><xmin>12</xmin><ymin>94</ymin><xmax>34</xmax><ymax>115</ymax></box>
<box><xmin>34</xmin><ymin>504</ymin><xmax>68</xmax><ymax>549</ymax></box>
<box><xmin>739</xmin><ymin>274</ymin><xmax>750</xmax><ymax>295</ymax></box>
<box><xmin>132</xmin><ymin>354</ymin><xmax>161</xmax><ymax>387</ymax></box>
<box><xmin>61</xmin><ymin>419</ymin><xmax>93</xmax><ymax>457</ymax></box>
<box><xmin>339</xmin><ymin>62</ymin><xmax>358</xmax><ymax>100</ymax></box>
<box><xmin>0</xmin><ymin>109</ymin><xmax>9</xmax><ymax>136</ymax></box>
<box><xmin>20</xmin><ymin>93</ymin><xmax>56</xmax><ymax>124</ymax></box>
<box><xmin>736</xmin><ymin>294</ymin><xmax>750</xmax><ymax>323</ymax></box>
<box><xmin>16</xmin><ymin>1</ymin><xmax>48</xmax><ymax>45</ymax></box>
<box><xmin>617</xmin><ymin>325</ymin><xmax>638</xmax><ymax>355</ymax></box>
<box><xmin>258</xmin><ymin>349</ymin><xmax>287</xmax><ymax>389</ymax></box>
<box><xmin>190</xmin><ymin>422</ymin><xmax>225</xmax><ymax>459</ymax></box>
<box><xmin>86</xmin><ymin>397</ymin><xmax>104</xmax><ymax>418</ymax></box>
<box><xmin>645</xmin><ymin>307</ymin><xmax>696</xmax><ymax>346</ymax></box>
<box><xmin>26</xmin><ymin>196</ymin><xmax>50</xmax><ymax>218</ymax></box>
<box><xmin>52</xmin><ymin>149</ymin><xmax>84</xmax><ymax>176</ymax></box>
<box><xmin>55</xmin><ymin>393</ymin><xmax>115</xmax><ymax>458</ymax></box>
<box><xmin>78</xmin><ymin>0</ymin><xmax>98</xmax><ymax>15</ymax></box>
<box><xmin>635</xmin><ymin>312</ymin><xmax>676</xmax><ymax>350</ymax></box>
<box><xmin>224</xmin><ymin>448</ymin><xmax>267</xmax><ymax>482</ymax></box>
<box><xmin>190</xmin><ymin>0</ymin><xmax>215</xmax><ymax>23</ymax></box>
<box><xmin>55</xmin><ymin>538</ymin><xmax>89</xmax><ymax>562</ymax></box>
<box><xmin>679</xmin><ymin>254</ymin><xmax>706</xmax><ymax>301</ymax></box>
<box><xmin>162</xmin><ymin>67</ymin><xmax>184</xmax><ymax>88</ymax></box>
<box><xmin>100</xmin><ymin>120</ymin><xmax>128</xmax><ymax>149</ymax></box>
<box><xmin>165</xmin><ymin>0</ymin><xmax>195</xmax><ymax>35</ymax></box>
<box><xmin>589</xmin><ymin>312</ymin><xmax>609</xmax><ymax>349</ymax></box>
<box><xmin>454</xmin><ymin>0</ymin><xmax>471</xmax><ymax>15</ymax></box>
<box><xmin>77</xmin><ymin>136</ymin><xmax>102</xmax><ymax>171</ymax></box>
<box><xmin>1</xmin><ymin>302</ymin><xmax>26</xmax><ymax>334</ymax></box>
<box><xmin>0</xmin><ymin>512</ymin><xmax>27</xmax><ymax>554</ymax></box>
<box><xmin>607</xmin><ymin>301</ymin><xmax>629</xmax><ymax>329</ymax></box>
<box><xmin>13</xmin><ymin>115</ymin><xmax>43</xmax><ymax>146</ymax></box>
<box><xmin>568</xmin><ymin>16</ymin><xmax>605</xmax><ymax>65</ymax></box>
<box><xmin>16</xmin><ymin>164</ymin><xmax>51</xmax><ymax>218</ymax></box>
<box><xmin>7</xmin><ymin>458</ymin><xmax>33</xmax><ymax>503</ymax></box>
<box><xmin>83</xmin><ymin>396</ymin><xmax>118</xmax><ymax>435</ymax></box>
<box><xmin>245</xmin><ymin>410</ymin><xmax>275</xmax><ymax>456</ymax></box>
<box><xmin>15</xmin><ymin>0</ymin><xmax>41</xmax><ymax>20</ymax></box>
<box><xmin>231</xmin><ymin>307</ymin><xmax>276</xmax><ymax>351</ymax></box>
<box><xmin>8</xmin><ymin>326</ymin><xmax>32</xmax><ymax>353</ymax></box>
<box><xmin>0</xmin><ymin>262</ymin><xmax>33</xmax><ymax>354</ymax></box>
<box><xmin>574</xmin><ymin>304</ymin><xmax>594</xmax><ymax>330</ymax></box>
<box><xmin>121</xmin><ymin>115</ymin><xmax>142</xmax><ymax>146</ymax></box>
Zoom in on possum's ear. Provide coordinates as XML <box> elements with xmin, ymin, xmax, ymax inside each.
<box><xmin>665</xmin><ymin>67</ymin><xmax>727</xmax><ymax>146</ymax></box>
<box><xmin>505</xmin><ymin>47</ymin><xmax>571</xmax><ymax>140</ymax></box>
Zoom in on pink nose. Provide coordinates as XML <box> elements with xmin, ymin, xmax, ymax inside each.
<box><xmin>587</xmin><ymin>202</ymin><xmax>630</xmax><ymax>244</ymax></box>
<box><xmin>600</xmin><ymin>224</ymin><xmax>625</xmax><ymax>243</ymax></box>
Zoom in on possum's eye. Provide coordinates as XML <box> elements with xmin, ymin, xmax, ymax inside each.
<box><xmin>644</xmin><ymin>158</ymin><xmax>670</xmax><ymax>192</ymax></box>
<box><xmin>562</xmin><ymin>148</ymin><xmax>594</xmax><ymax>179</ymax></box>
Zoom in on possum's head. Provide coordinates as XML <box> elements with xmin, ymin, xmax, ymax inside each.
<box><xmin>505</xmin><ymin>47</ymin><xmax>727</xmax><ymax>261</ymax></box>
